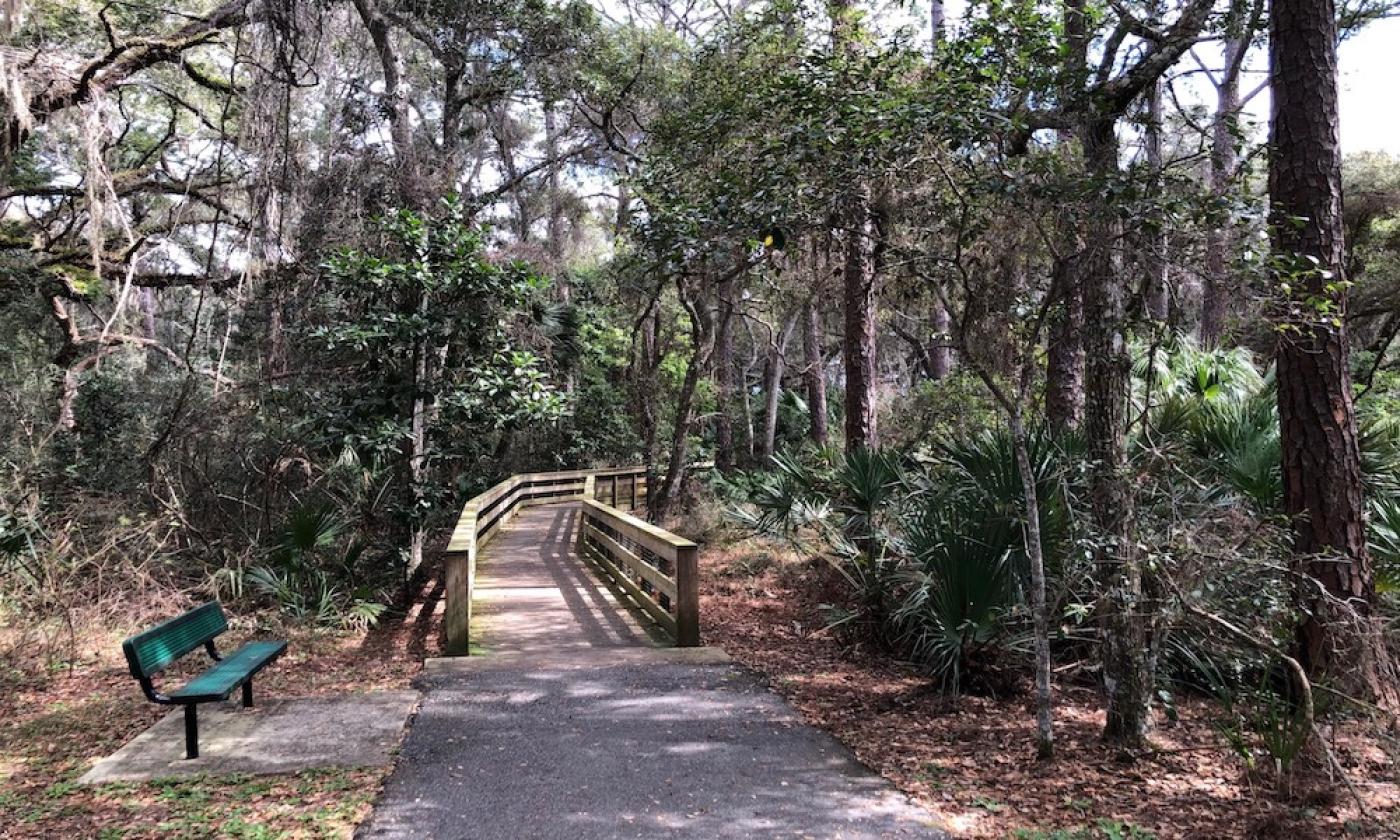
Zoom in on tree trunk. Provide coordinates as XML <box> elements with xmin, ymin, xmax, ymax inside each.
<box><xmin>442</xmin><ymin>63</ymin><xmax>467</xmax><ymax>161</ymax></box>
<box><xmin>841</xmin><ymin>191</ymin><xmax>879</xmax><ymax>452</ymax></box>
<box><xmin>352</xmin><ymin>0</ymin><xmax>414</xmax><ymax>200</ymax></box>
<box><xmin>1270</xmin><ymin>0</ymin><xmax>1383</xmax><ymax>688</ymax></box>
<box><xmin>491</xmin><ymin>105</ymin><xmax>530</xmax><ymax>242</ymax></box>
<box><xmin>634</xmin><ymin>298</ymin><xmax>661</xmax><ymax>474</ymax></box>
<box><xmin>407</xmin><ymin>291</ymin><xmax>431</xmax><ymax>584</ymax></box>
<box><xmin>140</xmin><ymin>288</ymin><xmax>161</xmax><ymax>370</ymax></box>
<box><xmin>1081</xmin><ymin>115</ymin><xmax>1152</xmax><ymax>747</ymax></box>
<box><xmin>544</xmin><ymin>103</ymin><xmax>566</xmax><ymax>267</ymax></box>
<box><xmin>831</xmin><ymin>0</ymin><xmax>879</xmax><ymax>453</ymax></box>
<box><xmin>1143</xmin><ymin>81</ymin><xmax>1171</xmax><ymax>323</ymax></box>
<box><xmin>715</xmin><ymin>274</ymin><xmax>738</xmax><ymax>472</ymax></box>
<box><xmin>1199</xmin><ymin>33</ymin><xmax>1244</xmax><ymax>346</ymax></box>
<box><xmin>803</xmin><ymin>295</ymin><xmax>829</xmax><ymax>446</ymax></box>
<box><xmin>1048</xmin><ymin>0</ymin><xmax>1087</xmax><ymax>431</ymax></box>
<box><xmin>741</xmin><ymin>316</ymin><xmax>759</xmax><ymax>463</ymax></box>
<box><xmin>760</xmin><ymin>310</ymin><xmax>798</xmax><ymax>463</ymax></box>
<box><xmin>652</xmin><ymin>343</ymin><xmax>701</xmax><ymax>522</ymax></box>
<box><xmin>1010</xmin><ymin>407</ymin><xmax>1055</xmax><ymax>759</ymax></box>
<box><xmin>651</xmin><ymin>277</ymin><xmax>714</xmax><ymax>521</ymax></box>
<box><xmin>614</xmin><ymin>151</ymin><xmax>632</xmax><ymax>237</ymax></box>
<box><xmin>929</xmin><ymin>300</ymin><xmax>953</xmax><ymax>379</ymax></box>
<box><xmin>542</xmin><ymin>101</ymin><xmax>576</xmax><ymax>393</ymax></box>
<box><xmin>948</xmin><ymin>254</ymin><xmax>1055</xmax><ymax>759</ymax></box>
<box><xmin>1046</xmin><ymin>252</ymin><xmax>1084</xmax><ymax>430</ymax></box>
<box><xmin>262</xmin><ymin>263</ymin><xmax>293</xmax><ymax>378</ymax></box>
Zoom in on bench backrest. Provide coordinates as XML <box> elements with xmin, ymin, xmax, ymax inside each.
<box><xmin>122</xmin><ymin>602</ymin><xmax>228</xmax><ymax>679</ymax></box>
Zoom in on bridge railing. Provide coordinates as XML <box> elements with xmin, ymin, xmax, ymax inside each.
<box><xmin>443</xmin><ymin>466</ymin><xmax>648</xmax><ymax>655</ymax></box>
<box><xmin>575</xmin><ymin>498</ymin><xmax>700</xmax><ymax>647</ymax></box>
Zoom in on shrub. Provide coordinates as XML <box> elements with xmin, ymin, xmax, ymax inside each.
<box><xmin>240</xmin><ymin>506</ymin><xmax>388</xmax><ymax>631</ymax></box>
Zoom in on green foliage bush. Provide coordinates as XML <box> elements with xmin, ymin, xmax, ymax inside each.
<box><xmin>731</xmin><ymin>334</ymin><xmax>1400</xmax><ymax>709</ymax></box>
<box><xmin>238</xmin><ymin>506</ymin><xmax>387</xmax><ymax>631</ymax></box>
<box><xmin>733</xmin><ymin>428</ymin><xmax>1082</xmax><ymax>690</ymax></box>
<box><xmin>0</xmin><ymin>199</ymin><xmax>642</xmax><ymax>644</ymax></box>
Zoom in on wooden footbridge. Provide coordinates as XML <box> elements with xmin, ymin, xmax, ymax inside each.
<box><xmin>364</xmin><ymin>466</ymin><xmax>947</xmax><ymax>838</ymax></box>
<box><xmin>441</xmin><ymin>466</ymin><xmax>700</xmax><ymax>656</ymax></box>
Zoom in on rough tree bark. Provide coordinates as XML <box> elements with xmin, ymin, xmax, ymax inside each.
<box><xmin>1269</xmin><ymin>0</ymin><xmax>1385</xmax><ymax>691</ymax></box>
<box><xmin>1048</xmin><ymin>0</ymin><xmax>1215</xmax><ymax>746</ymax></box>
<box><xmin>544</xmin><ymin>102</ymin><xmax>567</xmax><ymax>267</ymax></box>
<box><xmin>929</xmin><ymin>302</ymin><xmax>953</xmax><ymax>379</ymax></box>
<box><xmin>614</xmin><ymin>151</ymin><xmax>633</xmax><ymax>236</ymax></box>
<box><xmin>1046</xmin><ymin>250</ymin><xmax>1085</xmax><ymax>430</ymax></box>
<box><xmin>490</xmin><ymin>104</ymin><xmax>530</xmax><ymax>242</ymax></box>
<box><xmin>741</xmin><ymin>317</ymin><xmax>759</xmax><ymax>462</ymax></box>
<box><xmin>715</xmin><ymin>273</ymin><xmax>738</xmax><ymax>472</ymax></box>
<box><xmin>352</xmin><ymin>0</ymin><xmax>414</xmax><ymax>197</ymax></box>
<box><xmin>407</xmin><ymin>293</ymin><xmax>431</xmax><ymax>578</ymax></box>
<box><xmin>1081</xmin><ymin>115</ymin><xmax>1152</xmax><ymax>748</ymax></box>
<box><xmin>353</xmin><ymin>0</ymin><xmax>436</xmax><ymax>585</ymax></box>
<box><xmin>926</xmin><ymin>0</ymin><xmax>954</xmax><ymax>381</ymax></box>
<box><xmin>841</xmin><ymin>191</ymin><xmax>880</xmax><ymax>452</ymax></box>
<box><xmin>831</xmin><ymin>0</ymin><xmax>880</xmax><ymax>453</ymax></box>
<box><xmin>1199</xmin><ymin>41</ymin><xmax>1244</xmax><ymax>344</ymax></box>
<box><xmin>543</xmin><ymin>101</ymin><xmax>576</xmax><ymax>392</ymax></box>
<box><xmin>929</xmin><ymin>0</ymin><xmax>944</xmax><ymax>41</ymax></box>
<box><xmin>1046</xmin><ymin>0</ymin><xmax>1088</xmax><ymax>431</ymax></box>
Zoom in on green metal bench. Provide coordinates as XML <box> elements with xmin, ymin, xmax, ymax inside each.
<box><xmin>121</xmin><ymin>602</ymin><xmax>287</xmax><ymax>759</ymax></box>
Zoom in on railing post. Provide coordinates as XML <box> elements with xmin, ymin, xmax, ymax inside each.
<box><xmin>575</xmin><ymin>475</ymin><xmax>595</xmax><ymax>558</ymax></box>
<box><xmin>574</xmin><ymin>507</ymin><xmax>589</xmax><ymax>557</ymax></box>
<box><xmin>444</xmin><ymin>545</ymin><xmax>472</xmax><ymax>656</ymax></box>
<box><xmin>675</xmin><ymin>543</ymin><xmax>700</xmax><ymax>647</ymax></box>
<box><xmin>444</xmin><ymin>502</ymin><xmax>478</xmax><ymax>657</ymax></box>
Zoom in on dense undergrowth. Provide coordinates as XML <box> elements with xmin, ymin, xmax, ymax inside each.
<box><xmin>698</xmin><ymin>535</ymin><xmax>1396</xmax><ymax>838</ymax></box>
<box><xmin>723</xmin><ymin>336</ymin><xmax>1400</xmax><ymax>789</ymax></box>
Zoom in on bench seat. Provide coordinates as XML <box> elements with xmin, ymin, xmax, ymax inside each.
<box><xmin>122</xmin><ymin>602</ymin><xmax>287</xmax><ymax>758</ymax></box>
<box><xmin>169</xmin><ymin>640</ymin><xmax>288</xmax><ymax>702</ymax></box>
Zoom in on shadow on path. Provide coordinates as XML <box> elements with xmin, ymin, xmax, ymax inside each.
<box><xmin>360</xmin><ymin>501</ymin><xmax>946</xmax><ymax>839</ymax></box>
<box><xmin>362</xmin><ymin>661</ymin><xmax>944</xmax><ymax>839</ymax></box>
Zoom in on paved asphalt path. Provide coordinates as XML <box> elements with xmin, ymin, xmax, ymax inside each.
<box><xmin>360</xmin><ymin>504</ymin><xmax>946</xmax><ymax>840</ymax></box>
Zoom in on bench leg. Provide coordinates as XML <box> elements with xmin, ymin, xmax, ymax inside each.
<box><xmin>242</xmin><ymin>680</ymin><xmax>253</xmax><ymax>708</ymax></box>
<box><xmin>184</xmin><ymin>705</ymin><xmax>199</xmax><ymax>760</ymax></box>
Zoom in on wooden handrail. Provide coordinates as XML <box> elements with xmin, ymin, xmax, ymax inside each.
<box><xmin>442</xmin><ymin>466</ymin><xmax>649</xmax><ymax>655</ymax></box>
<box><xmin>575</xmin><ymin>498</ymin><xmax>700</xmax><ymax>647</ymax></box>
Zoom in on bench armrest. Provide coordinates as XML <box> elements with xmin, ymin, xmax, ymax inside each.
<box><xmin>137</xmin><ymin>676</ymin><xmax>174</xmax><ymax>705</ymax></box>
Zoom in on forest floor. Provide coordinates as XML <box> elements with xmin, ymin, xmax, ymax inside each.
<box><xmin>698</xmin><ymin>535</ymin><xmax>1400</xmax><ymax>840</ymax></box>
<box><xmin>6</xmin><ymin>521</ymin><xmax>1399</xmax><ymax>840</ymax></box>
<box><xmin>0</xmin><ymin>574</ymin><xmax>441</xmax><ymax>840</ymax></box>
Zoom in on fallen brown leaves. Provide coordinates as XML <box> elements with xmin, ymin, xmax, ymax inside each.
<box><xmin>699</xmin><ymin>541</ymin><xmax>1400</xmax><ymax>839</ymax></box>
<box><xmin>0</xmin><ymin>570</ymin><xmax>442</xmax><ymax>839</ymax></box>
